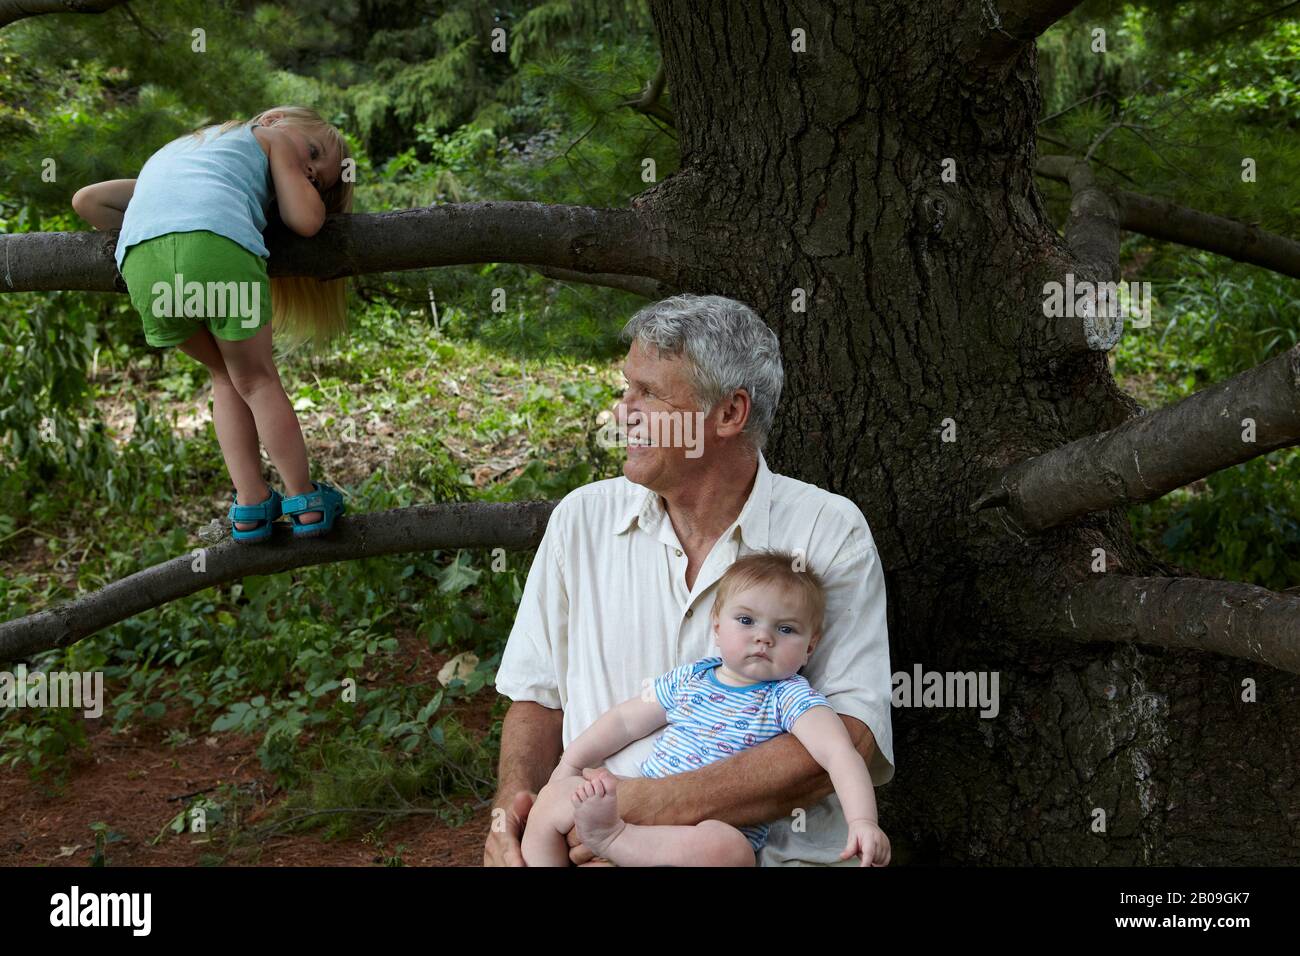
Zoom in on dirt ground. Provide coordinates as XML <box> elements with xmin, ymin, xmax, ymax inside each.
<box><xmin>0</xmin><ymin>643</ymin><xmax>500</xmax><ymax>868</ymax></box>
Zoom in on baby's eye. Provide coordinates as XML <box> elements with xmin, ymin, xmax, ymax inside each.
<box><xmin>779</xmin><ymin>625</ymin><xmax>796</xmax><ymax>635</ymax></box>
<box><xmin>737</xmin><ymin>615</ymin><xmax>753</xmax><ymax>625</ymax></box>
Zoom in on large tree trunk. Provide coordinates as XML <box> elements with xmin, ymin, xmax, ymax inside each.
<box><xmin>637</xmin><ymin>0</ymin><xmax>1300</xmax><ymax>864</ymax></box>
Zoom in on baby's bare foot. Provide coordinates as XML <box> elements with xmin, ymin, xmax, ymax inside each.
<box><xmin>571</xmin><ymin>770</ymin><xmax>627</xmax><ymax>861</ymax></box>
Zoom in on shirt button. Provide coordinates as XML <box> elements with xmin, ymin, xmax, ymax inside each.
<box><xmin>685</xmin><ymin>609</ymin><xmax>694</xmax><ymax>618</ymax></box>
<box><xmin>675</xmin><ymin>549</ymin><xmax>683</xmax><ymax>557</ymax></box>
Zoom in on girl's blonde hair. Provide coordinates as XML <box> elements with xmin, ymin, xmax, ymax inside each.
<box><xmin>186</xmin><ymin>105</ymin><xmax>354</xmax><ymax>350</ymax></box>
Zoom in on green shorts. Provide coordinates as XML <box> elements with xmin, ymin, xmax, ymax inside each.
<box><xmin>120</xmin><ymin>230</ymin><xmax>272</xmax><ymax>347</ymax></box>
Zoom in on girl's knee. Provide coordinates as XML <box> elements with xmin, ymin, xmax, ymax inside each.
<box><xmin>226</xmin><ymin>364</ymin><xmax>279</xmax><ymax>400</ymax></box>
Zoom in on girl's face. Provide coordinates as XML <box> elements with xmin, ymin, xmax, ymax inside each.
<box><xmin>712</xmin><ymin>582</ymin><xmax>820</xmax><ymax>686</ymax></box>
<box><xmin>260</xmin><ymin>113</ymin><xmax>342</xmax><ymax>194</ymax></box>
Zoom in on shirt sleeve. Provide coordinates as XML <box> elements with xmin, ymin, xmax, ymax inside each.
<box><xmin>774</xmin><ymin>675</ymin><xmax>833</xmax><ymax>732</ymax></box>
<box><xmin>492</xmin><ymin>509</ymin><xmax>567</xmax><ymax>710</ymax></box>
<box><xmin>801</xmin><ymin>519</ymin><xmax>896</xmax><ymax>786</ymax></box>
<box><xmin>652</xmin><ymin>659</ymin><xmax>700</xmax><ymax>712</ymax></box>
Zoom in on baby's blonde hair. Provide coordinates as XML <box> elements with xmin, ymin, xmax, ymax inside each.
<box><xmin>187</xmin><ymin>105</ymin><xmax>354</xmax><ymax>350</ymax></box>
<box><xmin>712</xmin><ymin>550</ymin><xmax>827</xmax><ymax>638</ymax></box>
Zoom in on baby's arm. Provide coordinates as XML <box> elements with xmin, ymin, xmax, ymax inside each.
<box><xmin>266</xmin><ymin>129</ymin><xmax>326</xmax><ymax>237</ymax></box>
<box><xmin>790</xmin><ymin>706</ymin><xmax>889</xmax><ymax>864</ymax></box>
<box><xmin>551</xmin><ymin>694</ymin><xmax>668</xmax><ymax>781</ymax></box>
<box><xmin>71</xmin><ymin>179</ymin><xmax>136</xmax><ymax>230</ymax></box>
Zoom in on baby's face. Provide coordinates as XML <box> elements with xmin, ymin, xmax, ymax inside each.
<box><xmin>712</xmin><ymin>583</ymin><xmax>819</xmax><ymax>685</ymax></box>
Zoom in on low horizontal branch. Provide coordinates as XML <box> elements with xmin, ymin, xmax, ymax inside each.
<box><xmin>0</xmin><ymin>499</ymin><xmax>557</xmax><ymax>661</ymax></box>
<box><xmin>1049</xmin><ymin>575</ymin><xmax>1300</xmax><ymax>675</ymax></box>
<box><xmin>0</xmin><ymin>0</ymin><xmax>126</xmax><ymax>29</ymax></box>
<box><xmin>0</xmin><ymin>201</ymin><xmax>674</xmax><ymax>293</ymax></box>
<box><xmin>972</xmin><ymin>343</ymin><xmax>1300</xmax><ymax>530</ymax></box>
<box><xmin>1037</xmin><ymin>156</ymin><xmax>1300</xmax><ymax>278</ymax></box>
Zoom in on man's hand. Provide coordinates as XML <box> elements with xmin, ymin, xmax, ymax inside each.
<box><xmin>483</xmin><ymin>790</ymin><xmax>535</xmax><ymax>866</ymax></box>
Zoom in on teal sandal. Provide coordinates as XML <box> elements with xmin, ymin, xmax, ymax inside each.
<box><xmin>229</xmin><ymin>486</ymin><xmax>282</xmax><ymax>543</ymax></box>
<box><xmin>281</xmin><ymin>481</ymin><xmax>345</xmax><ymax>538</ymax></box>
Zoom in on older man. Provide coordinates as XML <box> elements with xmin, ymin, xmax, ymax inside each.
<box><xmin>485</xmin><ymin>294</ymin><xmax>894</xmax><ymax>867</ymax></box>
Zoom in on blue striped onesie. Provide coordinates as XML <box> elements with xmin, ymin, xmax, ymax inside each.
<box><xmin>641</xmin><ymin>656</ymin><xmax>832</xmax><ymax>853</ymax></box>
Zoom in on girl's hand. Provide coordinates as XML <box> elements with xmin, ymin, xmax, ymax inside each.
<box><xmin>841</xmin><ymin>819</ymin><xmax>891</xmax><ymax>867</ymax></box>
<box><xmin>266</xmin><ymin>128</ymin><xmax>327</xmax><ymax>237</ymax></box>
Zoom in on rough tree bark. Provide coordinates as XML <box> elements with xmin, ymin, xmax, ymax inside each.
<box><xmin>628</xmin><ymin>0</ymin><xmax>1299</xmax><ymax>864</ymax></box>
<box><xmin>4</xmin><ymin>0</ymin><xmax>1298</xmax><ymax>863</ymax></box>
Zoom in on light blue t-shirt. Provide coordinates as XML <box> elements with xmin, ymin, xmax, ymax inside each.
<box><xmin>115</xmin><ymin>123</ymin><xmax>273</xmax><ymax>272</ymax></box>
<box><xmin>640</xmin><ymin>656</ymin><xmax>832</xmax><ymax>853</ymax></box>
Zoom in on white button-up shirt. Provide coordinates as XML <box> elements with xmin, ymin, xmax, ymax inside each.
<box><xmin>494</xmin><ymin>451</ymin><xmax>894</xmax><ymax>865</ymax></box>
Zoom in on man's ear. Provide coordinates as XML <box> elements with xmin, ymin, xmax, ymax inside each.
<box><xmin>713</xmin><ymin>388</ymin><xmax>751</xmax><ymax>440</ymax></box>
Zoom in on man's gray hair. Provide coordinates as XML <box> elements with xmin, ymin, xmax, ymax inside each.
<box><xmin>620</xmin><ymin>294</ymin><xmax>783</xmax><ymax>452</ymax></box>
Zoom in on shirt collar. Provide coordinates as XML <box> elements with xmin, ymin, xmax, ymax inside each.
<box><xmin>613</xmin><ymin>451</ymin><xmax>772</xmax><ymax>550</ymax></box>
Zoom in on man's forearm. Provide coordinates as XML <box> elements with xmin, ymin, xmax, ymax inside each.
<box><xmin>494</xmin><ymin>700</ymin><xmax>564</xmax><ymax>804</ymax></box>
<box><xmin>619</xmin><ymin>716</ymin><xmax>877</xmax><ymax>829</ymax></box>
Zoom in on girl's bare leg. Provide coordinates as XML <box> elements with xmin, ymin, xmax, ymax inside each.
<box><xmin>212</xmin><ymin>325</ymin><xmax>321</xmax><ymax>523</ymax></box>
<box><xmin>572</xmin><ymin>771</ymin><xmax>756</xmax><ymax>867</ymax></box>
<box><xmin>178</xmin><ymin>329</ymin><xmax>266</xmax><ymax>529</ymax></box>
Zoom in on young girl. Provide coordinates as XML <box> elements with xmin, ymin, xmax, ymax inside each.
<box><xmin>71</xmin><ymin>105</ymin><xmax>352</xmax><ymax>542</ymax></box>
<box><xmin>520</xmin><ymin>550</ymin><xmax>891</xmax><ymax>867</ymax></box>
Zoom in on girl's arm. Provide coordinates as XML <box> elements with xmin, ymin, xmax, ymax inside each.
<box><xmin>788</xmin><ymin>705</ymin><xmax>879</xmax><ymax>826</ymax></box>
<box><xmin>552</xmin><ymin>695</ymin><xmax>668</xmax><ymax>780</ymax></box>
<box><xmin>266</xmin><ymin>128</ymin><xmax>326</xmax><ymax>237</ymax></box>
<box><xmin>71</xmin><ymin>179</ymin><xmax>136</xmax><ymax>230</ymax></box>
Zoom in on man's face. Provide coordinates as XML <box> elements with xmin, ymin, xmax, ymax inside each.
<box><xmin>616</xmin><ymin>339</ymin><xmax>706</xmax><ymax>491</ymax></box>
<box><xmin>712</xmin><ymin>583</ymin><xmax>819</xmax><ymax>685</ymax></box>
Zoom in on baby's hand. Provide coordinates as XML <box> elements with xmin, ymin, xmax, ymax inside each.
<box><xmin>841</xmin><ymin>819</ymin><xmax>891</xmax><ymax>867</ymax></box>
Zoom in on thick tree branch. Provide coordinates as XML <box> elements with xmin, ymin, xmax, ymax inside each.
<box><xmin>0</xmin><ymin>0</ymin><xmax>126</xmax><ymax>29</ymax></box>
<box><xmin>0</xmin><ymin>500</ymin><xmax>557</xmax><ymax>661</ymax></box>
<box><xmin>972</xmin><ymin>343</ymin><xmax>1300</xmax><ymax>531</ymax></box>
<box><xmin>1037</xmin><ymin>156</ymin><xmax>1300</xmax><ymax>279</ymax></box>
<box><xmin>975</xmin><ymin>0</ymin><xmax>1086</xmax><ymax>63</ymax></box>
<box><xmin>1</xmin><ymin>202</ymin><xmax>675</xmax><ymax>293</ymax></box>
<box><xmin>1048</xmin><ymin>156</ymin><xmax>1122</xmax><ymax>281</ymax></box>
<box><xmin>1035</xmin><ymin>154</ymin><xmax>1124</xmax><ymax>353</ymax></box>
<box><xmin>1046</xmin><ymin>575</ymin><xmax>1300</xmax><ymax>675</ymax></box>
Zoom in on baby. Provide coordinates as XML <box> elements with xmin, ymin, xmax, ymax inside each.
<box><xmin>520</xmin><ymin>549</ymin><xmax>890</xmax><ymax>867</ymax></box>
